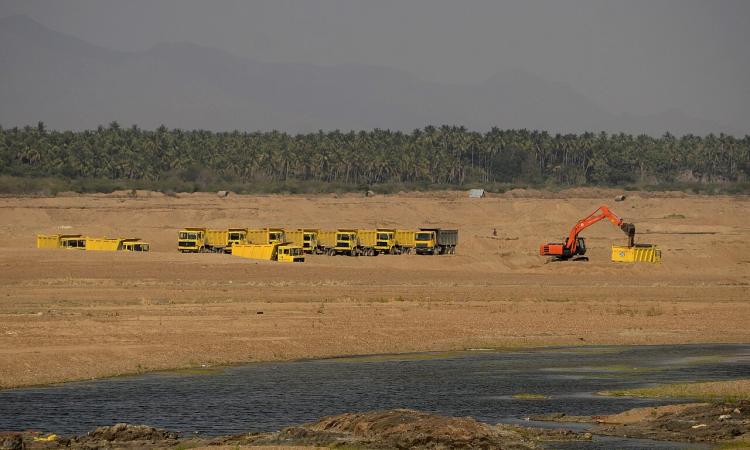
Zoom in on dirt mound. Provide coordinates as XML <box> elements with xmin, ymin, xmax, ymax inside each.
<box><xmin>0</xmin><ymin>432</ymin><xmax>23</xmax><ymax>450</ymax></box>
<box><xmin>596</xmin><ymin>401</ymin><xmax>750</xmax><ymax>443</ymax></box>
<box><xmin>274</xmin><ymin>409</ymin><xmax>537</xmax><ymax>449</ymax></box>
<box><xmin>73</xmin><ymin>423</ymin><xmax>179</xmax><ymax>445</ymax></box>
<box><xmin>537</xmin><ymin>401</ymin><xmax>750</xmax><ymax>444</ymax></box>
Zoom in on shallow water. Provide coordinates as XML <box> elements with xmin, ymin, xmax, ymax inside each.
<box><xmin>1</xmin><ymin>344</ymin><xmax>747</xmax><ymax>448</ymax></box>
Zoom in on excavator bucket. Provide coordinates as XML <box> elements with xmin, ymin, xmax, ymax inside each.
<box><xmin>620</xmin><ymin>222</ymin><xmax>636</xmax><ymax>247</ymax></box>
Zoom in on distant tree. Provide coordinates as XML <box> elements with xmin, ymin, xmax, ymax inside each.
<box><xmin>0</xmin><ymin>124</ymin><xmax>747</xmax><ymax>190</ymax></box>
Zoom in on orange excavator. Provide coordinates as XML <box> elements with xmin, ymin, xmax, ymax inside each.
<box><xmin>540</xmin><ymin>205</ymin><xmax>635</xmax><ymax>261</ymax></box>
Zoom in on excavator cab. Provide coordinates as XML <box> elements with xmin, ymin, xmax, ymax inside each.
<box><xmin>566</xmin><ymin>237</ymin><xmax>586</xmax><ymax>257</ymax></box>
<box><xmin>543</xmin><ymin>237</ymin><xmax>585</xmax><ymax>259</ymax></box>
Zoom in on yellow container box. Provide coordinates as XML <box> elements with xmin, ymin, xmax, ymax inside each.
<box><xmin>317</xmin><ymin>230</ymin><xmax>337</xmax><ymax>248</ymax></box>
<box><xmin>611</xmin><ymin>244</ymin><xmax>662</xmax><ymax>263</ymax></box>
<box><xmin>85</xmin><ymin>237</ymin><xmax>123</xmax><ymax>251</ymax></box>
<box><xmin>232</xmin><ymin>243</ymin><xmax>276</xmax><ymax>260</ymax></box>
<box><xmin>395</xmin><ymin>229</ymin><xmax>416</xmax><ymax>248</ymax></box>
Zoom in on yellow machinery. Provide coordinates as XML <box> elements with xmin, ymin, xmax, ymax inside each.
<box><xmin>36</xmin><ymin>234</ymin><xmax>58</xmax><ymax>249</ymax></box>
<box><xmin>414</xmin><ymin>228</ymin><xmax>458</xmax><ymax>255</ymax></box>
<box><xmin>284</xmin><ymin>229</ymin><xmax>320</xmax><ymax>254</ymax></box>
<box><xmin>233</xmin><ymin>243</ymin><xmax>276</xmax><ymax>260</ymax></box>
<box><xmin>299</xmin><ymin>229</ymin><xmax>321</xmax><ymax>254</ymax></box>
<box><xmin>37</xmin><ymin>234</ymin><xmax>85</xmax><ymax>249</ymax></box>
<box><xmin>121</xmin><ymin>240</ymin><xmax>150</xmax><ymax>252</ymax></box>
<box><xmin>358</xmin><ymin>229</ymin><xmax>399</xmax><ymax>255</ymax></box>
<box><xmin>301</xmin><ymin>229</ymin><xmax>319</xmax><ymax>253</ymax></box>
<box><xmin>205</xmin><ymin>228</ymin><xmax>247</xmax><ymax>253</ymax></box>
<box><xmin>37</xmin><ymin>235</ymin><xmax>148</xmax><ymax>252</ymax></box>
<box><xmin>85</xmin><ymin>237</ymin><xmax>122</xmax><ymax>251</ymax></box>
<box><xmin>178</xmin><ymin>227</ymin><xmax>207</xmax><ymax>253</ymax></box>
<box><xmin>414</xmin><ymin>229</ymin><xmax>436</xmax><ymax>254</ymax></box>
<box><xmin>246</xmin><ymin>228</ymin><xmax>285</xmax><ymax>245</ymax></box>
<box><xmin>86</xmin><ymin>237</ymin><xmax>150</xmax><ymax>251</ymax></box>
<box><xmin>61</xmin><ymin>236</ymin><xmax>87</xmax><ymax>249</ymax></box>
<box><xmin>611</xmin><ymin>244</ymin><xmax>661</xmax><ymax>263</ymax></box>
<box><xmin>276</xmin><ymin>244</ymin><xmax>305</xmax><ymax>262</ymax></box>
<box><xmin>284</xmin><ymin>230</ymin><xmax>305</xmax><ymax>249</ymax></box>
<box><xmin>232</xmin><ymin>242</ymin><xmax>304</xmax><ymax>262</ymax></box>
<box><xmin>314</xmin><ymin>229</ymin><xmax>364</xmax><ymax>256</ymax></box>
<box><xmin>335</xmin><ymin>229</ymin><xmax>368</xmax><ymax>256</ymax></box>
<box><xmin>395</xmin><ymin>229</ymin><xmax>416</xmax><ymax>254</ymax></box>
<box><xmin>317</xmin><ymin>230</ymin><xmax>337</xmax><ymax>254</ymax></box>
<box><xmin>356</xmin><ymin>229</ymin><xmax>378</xmax><ymax>255</ymax></box>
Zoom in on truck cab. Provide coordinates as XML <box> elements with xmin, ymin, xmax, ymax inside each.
<box><xmin>414</xmin><ymin>230</ymin><xmax>437</xmax><ymax>254</ymax></box>
<box><xmin>376</xmin><ymin>229</ymin><xmax>398</xmax><ymax>254</ymax></box>
<box><xmin>415</xmin><ymin>228</ymin><xmax>458</xmax><ymax>255</ymax></box>
<box><xmin>302</xmin><ymin>230</ymin><xmax>318</xmax><ymax>253</ymax></box>
<box><xmin>276</xmin><ymin>244</ymin><xmax>305</xmax><ymax>262</ymax></box>
<box><xmin>60</xmin><ymin>236</ymin><xmax>86</xmax><ymax>249</ymax></box>
<box><xmin>178</xmin><ymin>228</ymin><xmax>206</xmax><ymax>253</ymax></box>
<box><xmin>335</xmin><ymin>231</ymin><xmax>359</xmax><ymax>256</ymax></box>
<box><xmin>268</xmin><ymin>229</ymin><xmax>285</xmax><ymax>244</ymax></box>
<box><xmin>227</xmin><ymin>228</ymin><xmax>247</xmax><ymax>248</ymax></box>
<box><xmin>122</xmin><ymin>240</ymin><xmax>150</xmax><ymax>252</ymax></box>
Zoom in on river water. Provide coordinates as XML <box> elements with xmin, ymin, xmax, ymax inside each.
<box><xmin>2</xmin><ymin>344</ymin><xmax>748</xmax><ymax>448</ymax></box>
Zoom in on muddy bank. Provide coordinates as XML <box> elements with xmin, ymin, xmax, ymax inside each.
<box><xmin>2</xmin><ymin>409</ymin><xmax>588</xmax><ymax>449</ymax></box>
<box><xmin>7</xmin><ymin>403</ymin><xmax>748</xmax><ymax>449</ymax></box>
<box><xmin>535</xmin><ymin>400</ymin><xmax>750</xmax><ymax>445</ymax></box>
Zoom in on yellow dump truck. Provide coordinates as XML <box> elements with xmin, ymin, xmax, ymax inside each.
<box><xmin>317</xmin><ymin>230</ymin><xmax>337</xmax><ymax>255</ymax></box>
<box><xmin>358</xmin><ymin>229</ymin><xmax>400</xmax><ymax>255</ymax></box>
<box><xmin>414</xmin><ymin>228</ymin><xmax>458</xmax><ymax>255</ymax></box>
<box><xmin>231</xmin><ymin>242</ymin><xmax>305</xmax><ymax>262</ymax></box>
<box><xmin>317</xmin><ymin>229</ymin><xmax>375</xmax><ymax>256</ymax></box>
<box><xmin>86</xmin><ymin>237</ymin><xmax>150</xmax><ymax>252</ymax></box>
<box><xmin>395</xmin><ymin>229</ymin><xmax>416</xmax><ymax>254</ymax></box>
<box><xmin>205</xmin><ymin>228</ymin><xmax>247</xmax><ymax>253</ymax></box>
<box><xmin>334</xmin><ymin>230</ymin><xmax>364</xmax><ymax>256</ymax></box>
<box><xmin>245</xmin><ymin>228</ymin><xmax>285</xmax><ymax>245</ymax></box>
<box><xmin>121</xmin><ymin>240</ymin><xmax>150</xmax><ymax>252</ymax></box>
<box><xmin>611</xmin><ymin>244</ymin><xmax>661</xmax><ymax>263</ymax></box>
<box><xmin>37</xmin><ymin>235</ymin><xmax>149</xmax><ymax>252</ymax></box>
<box><xmin>284</xmin><ymin>229</ymin><xmax>320</xmax><ymax>254</ymax></box>
<box><xmin>178</xmin><ymin>227</ymin><xmax>207</xmax><ymax>253</ymax></box>
<box><xmin>37</xmin><ymin>234</ymin><xmax>86</xmax><ymax>250</ymax></box>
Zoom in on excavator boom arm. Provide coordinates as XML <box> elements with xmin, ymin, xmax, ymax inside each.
<box><xmin>566</xmin><ymin>205</ymin><xmax>634</xmax><ymax>254</ymax></box>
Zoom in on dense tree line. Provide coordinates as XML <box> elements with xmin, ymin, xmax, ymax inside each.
<box><xmin>1</xmin><ymin>122</ymin><xmax>748</xmax><ymax>192</ymax></box>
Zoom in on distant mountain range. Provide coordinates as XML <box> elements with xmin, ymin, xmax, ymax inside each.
<box><xmin>0</xmin><ymin>14</ymin><xmax>735</xmax><ymax>135</ymax></box>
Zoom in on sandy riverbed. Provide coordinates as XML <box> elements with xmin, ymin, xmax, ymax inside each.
<box><xmin>1</xmin><ymin>189</ymin><xmax>748</xmax><ymax>388</ymax></box>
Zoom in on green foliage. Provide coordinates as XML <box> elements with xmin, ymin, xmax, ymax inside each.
<box><xmin>1</xmin><ymin>123</ymin><xmax>748</xmax><ymax>193</ymax></box>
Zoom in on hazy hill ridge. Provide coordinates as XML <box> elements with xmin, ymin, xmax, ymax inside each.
<box><xmin>0</xmin><ymin>14</ymin><xmax>727</xmax><ymax>134</ymax></box>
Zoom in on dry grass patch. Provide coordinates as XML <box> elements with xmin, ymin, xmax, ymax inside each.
<box><xmin>602</xmin><ymin>379</ymin><xmax>750</xmax><ymax>402</ymax></box>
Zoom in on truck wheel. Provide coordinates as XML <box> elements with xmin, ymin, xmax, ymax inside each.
<box><xmin>327</xmin><ymin>248</ymin><xmax>335</xmax><ymax>256</ymax></box>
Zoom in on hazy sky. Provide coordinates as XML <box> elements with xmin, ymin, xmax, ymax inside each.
<box><xmin>2</xmin><ymin>0</ymin><xmax>749</xmax><ymax>130</ymax></box>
